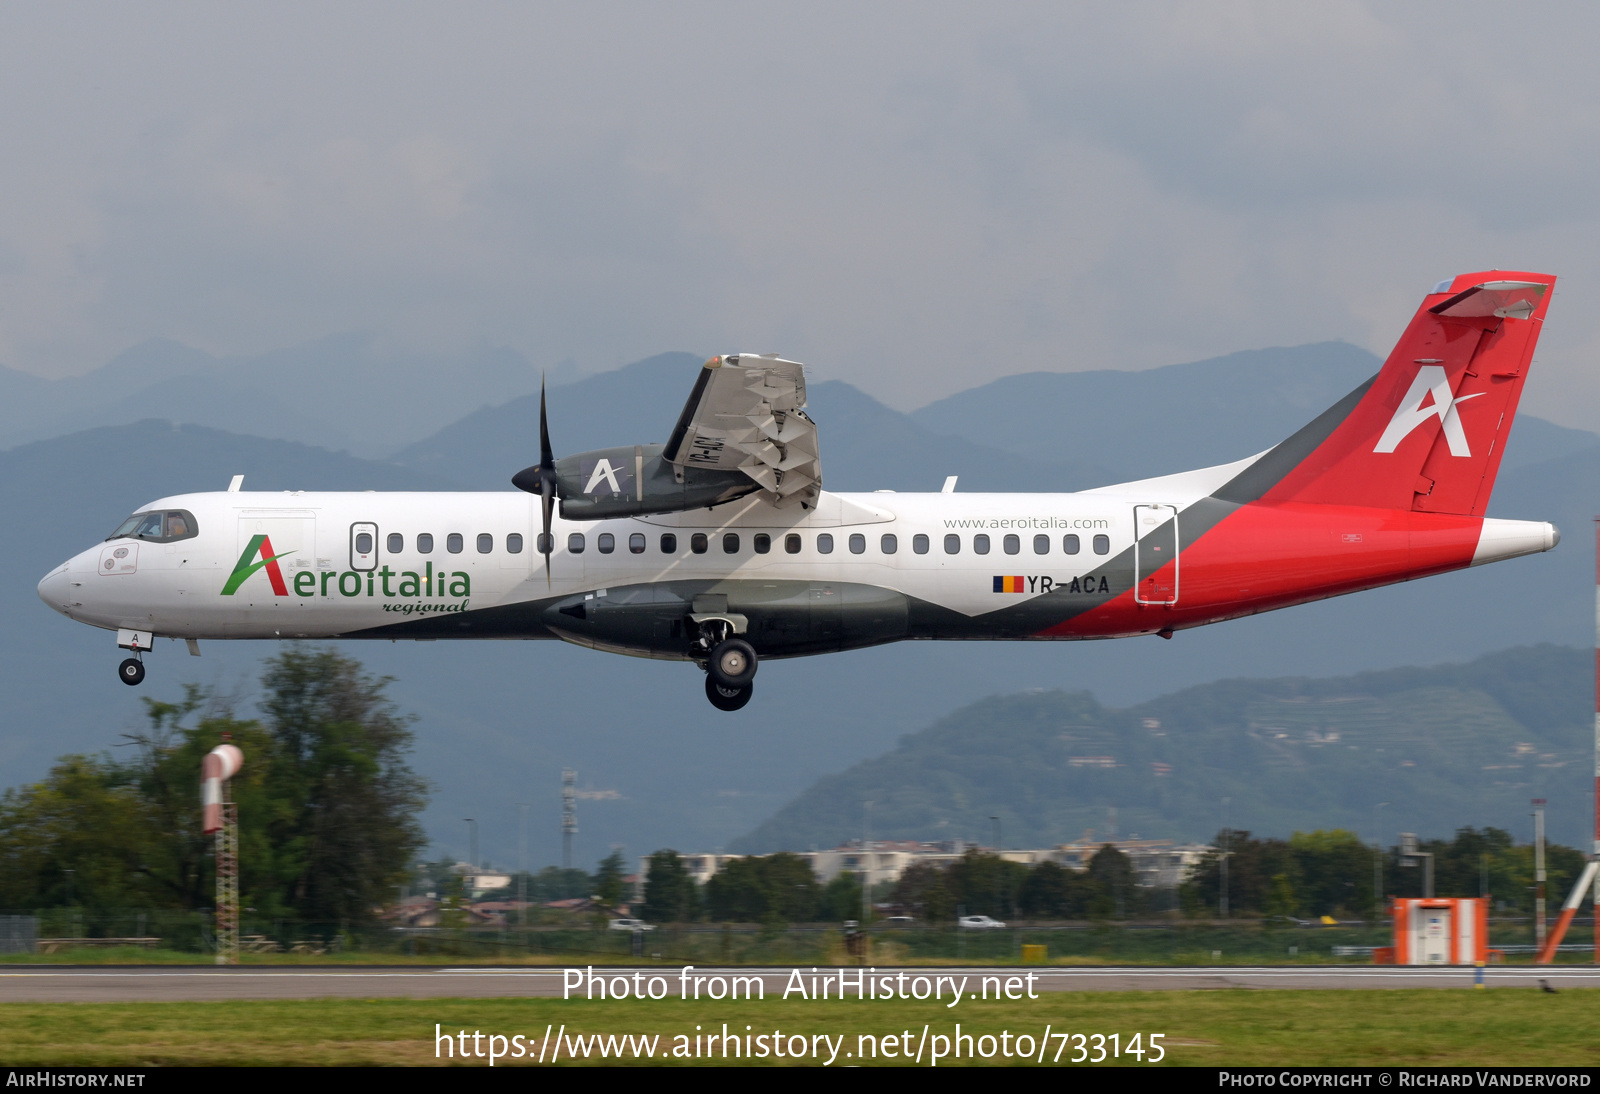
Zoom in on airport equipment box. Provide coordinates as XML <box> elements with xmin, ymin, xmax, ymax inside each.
<box><xmin>1379</xmin><ymin>898</ymin><xmax>1488</xmax><ymax>965</ymax></box>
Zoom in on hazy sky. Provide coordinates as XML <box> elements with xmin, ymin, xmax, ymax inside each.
<box><xmin>4</xmin><ymin>3</ymin><xmax>1600</xmax><ymax>424</ymax></box>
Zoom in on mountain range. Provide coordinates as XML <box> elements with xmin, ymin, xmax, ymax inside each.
<box><xmin>5</xmin><ymin>336</ymin><xmax>1598</xmax><ymax>865</ymax></box>
<box><xmin>732</xmin><ymin>645</ymin><xmax>1593</xmax><ymax>852</ymax></box>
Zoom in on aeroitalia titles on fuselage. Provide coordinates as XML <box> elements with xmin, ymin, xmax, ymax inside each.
<box><xmin>39</xmin><ymin>276</ymin><xmax>1563</xmax><ymax>709</ymax></box>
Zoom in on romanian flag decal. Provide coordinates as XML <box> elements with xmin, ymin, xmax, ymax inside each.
<box><xmin>993</xmin><ymin>576</ymin><xmax>1025</xmax><ymax>593</ymax></box>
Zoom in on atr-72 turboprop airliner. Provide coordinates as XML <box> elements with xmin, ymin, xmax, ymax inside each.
<box><xmin>39</xmin><ymin>272</ymin><xmax>1562</xmax><ymax>709</ymax></box>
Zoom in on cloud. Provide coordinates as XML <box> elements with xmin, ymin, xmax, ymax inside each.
<box><xmin>1</xmin><ymin>2</ymin><xmax>1598</xmax><ymax>424</ymax></box>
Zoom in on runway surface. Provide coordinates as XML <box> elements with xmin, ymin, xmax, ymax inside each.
<box><xmin>0</xmin><ymin>965</ymin><xmax>1596</xmax><ymax>1002</ymax></box>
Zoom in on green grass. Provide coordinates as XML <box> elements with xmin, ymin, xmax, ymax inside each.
<box><xmin>1</xmin><ymin>990</ymin><xmax>1595</xmax><ymax>1066</ymax></box>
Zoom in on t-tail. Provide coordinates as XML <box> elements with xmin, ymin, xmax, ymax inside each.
<box><xmin>1070</xmin><ymin>272</ymin><xmax>1565</xmax><ymax>638</ymax></box>
<box><xmin>1221</xmin><ymin>272</ymin><xmax>1554</xmax><ymax>517</ymax></box>
<box><xmin>1205</xmin><ymin>271</ymin><xmax>1559</xmax><ymax>567</ymax></box>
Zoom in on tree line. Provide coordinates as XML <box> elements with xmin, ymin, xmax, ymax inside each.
<box><xmin>637</xmin><ymin>845</ymin><xmax>1144</xmax><ymax>925</ymax></box>
<box><xmin>636</xmin><ymin>827</ymin><xmax>1588</xmax><ymax>926</ymax></box>
<box><xmin>0</xmin><ymin>649</ymin><xmax>428</xmax><ymax>927</ymax></box>
<box><xmin>1181</xmin><ymin>827</ymin><xmax>1587</xmax><ymax>920</ymax></box>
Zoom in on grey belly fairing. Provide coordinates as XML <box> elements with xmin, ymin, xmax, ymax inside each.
<box><xmin>541</xmin><ymin>579</ymin><xmax>912</xmax><ymax>660</ymax></box>
<box><xmin>345</xmin><ymin>557</ymin><xmax>1142</xmax><ymax>655</ymax></box>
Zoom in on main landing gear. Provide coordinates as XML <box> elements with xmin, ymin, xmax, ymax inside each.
<box><xmin>118</xmin><ymin>657</ymin><xmax>145</xmax><ymax>686</ymax></box>
<box><xmin>705</xmin><ymin>676</ymin><xmax>752</xmax><ymax>711</ymax></box>
<box><xmin>701</xmin><ymin>635</ymin><xmax>758</xmax><ymax>711</ymax></box>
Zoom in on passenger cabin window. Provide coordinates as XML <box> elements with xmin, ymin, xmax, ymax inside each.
<box><xmin>723</xmin><ymin>533</ymin><xmax>740</xmax><ymax>554</ymax></box>
<box><xmin>477</xmin><ymin>533</ymin><xmax>493</xmax><ymax>554</ymax></box>
<box><xmin>507</xmin><ymin>533</ymin><xmax>523</xmax><ymax>553</ymax></box>
<box><xmin>598</xmin><ymin>533</ymin><xmax>615</xmax><ymax>554</ymax></box>
<box><xmin>944</xmin><ymin>534</ymin><xmax>960</xmax><ymax>555</ymax></box>
<box><xmin>754</xmin><ymin>533</ymin><xmax>771</xmax><ymax>554</ymax></box>
<box><xmin>1093</xmin><ymin>533</ymin><xmax>1110</xmax><ymax>555</ymax></box>
<box><xmin>661</xmin><ymin>533</ymin><xmax>677</xmax><ymax>553</ymax></box>
<box><xmin>817</xmin><ymin>533</ymin><xmax>834</xmax><ymax>554</ymax></box>
<box><xmin>355</xmin><ymin>532</ymin><xmax>374</xmax><ymax>555</ymax></box>
<box><xmin>418</xmin><ymin>533</ymin><xmax>434</xmax><ymax>553</ymax></box>
<box><xmin>387</xmin><ymin>533</ymin><xmax>403</xmax><ymax>554</ymax></box>
<box><xmin>107</xmin><ymin>510</ymin><xmax>199</xmax><ymax>544</ymax></box>
<box><xmin>1003</xmin><ymin>534</ymin><xmax>1019</xmax><ymax>555</ymax></box>
<box><xmin>973</xmin><ymin>534</ymin><xmax>990</xmax><ymax>555</ymax></box>
<box><xmin>881</xmin><ymin>533</ymin><xmax>897</xmax><ymax>554</ymax></box>
<box><xmin>691</xmin><ymin>533</ymin><xmax>708</xmax><ymax>554</ymax></box>
<box><xmin>1063</xmin><ymin>534</ymin><xmax>1079</xmax><ymax>555</ymax></box>
<box><xmin>784</xmin><ymin>533</ymin><xmax>802</xmax><ymax>554</ymax></box>
<box><xmin>629</xmin><ymin>533</ymin><xmax>645</xmax><ymax>554</ymax></box>
<box><xmin>913</xmin><ymin>534</ymin><xmax>929</xmax><ymax>554</ymax></box>
<box><xmin>568</xmin><ymin>533</ymin><xmax>586</xmax><ymax>554</ymax></box>
<box><xmin>1034</xmin><ymin>534</ymin><xmax>1050</xmax><ymax>555</ymax></box>
<box><xmin>849</xmin><ymin>533</ymin><xmax>865</xmax><ymax>554</ymax></box>
<box><xmin>447</xmin><ymin>533</ymin><xmax>464</xmax><ymax>554</ymax></box>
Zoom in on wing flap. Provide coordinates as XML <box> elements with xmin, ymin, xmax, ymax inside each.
<box><xmin>664</xmin><ymin>354</ymin><xmax>822</xmax><ymax>508</ymax></box>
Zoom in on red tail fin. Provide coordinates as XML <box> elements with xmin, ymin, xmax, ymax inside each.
<box><xmin>1252</xmin><ymin>272</ymin><xmax>1554</xmax><ymax>515</ymax></box>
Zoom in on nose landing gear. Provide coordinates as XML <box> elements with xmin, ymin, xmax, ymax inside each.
<box><xmin>115</xmin><ymin>629</ymin><xmax>154</xmax><ymax>686</ymax></box>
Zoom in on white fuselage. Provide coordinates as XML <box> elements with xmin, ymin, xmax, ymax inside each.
<box><xmin>39</xmin><ymin>487</ymin><xmax>1145</xmax><ymax>641</ymax></box>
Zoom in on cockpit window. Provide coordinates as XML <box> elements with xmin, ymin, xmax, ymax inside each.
<box><xmin>107</xmin><ymin>510</ymin><xmax>199</xmax><ymax>544</ymax></box>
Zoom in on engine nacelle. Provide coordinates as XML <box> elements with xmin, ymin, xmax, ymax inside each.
<box><xmin>525</xmin><ymin>444</ymin><xmax>759</xmax><ymax>520</ymax></box>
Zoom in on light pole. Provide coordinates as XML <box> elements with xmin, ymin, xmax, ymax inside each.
<box><xmin>1532</xmin><ymin>799</ymin><xmax>1547</xmax><ymax>947</ymax></box>
<box><xmin>1219</xmin><ymin>798</ymin><xmax>1230</xmax><ymax>919</ymax></box>
<box><xmin>464</xmin><ymin>817</ymin><xmax>478</xmax><ymax>872</ymax></box>
<box><xmin>1373</xmin><ymin>802</ymin><xmax>1390</xmax><ymax>923</ymax></box>
<box><xmin>991</xmin><ymin>816</ymin><xmax>1002</xmax><ymax>918</ymax></box>
<box><xmin>861</xmin><ymin>801</ymin><xmax>872</xmax><ymax>927</ymax></box>
<box><xmin>1399</xmin><ymin>833</ymin><xmax>1433</xmax><ymax>898</ymax></box>
<box><xmin>518</xmin><ymin>803</ymin><xmax>530</xmax><ymax>930</ymax></box>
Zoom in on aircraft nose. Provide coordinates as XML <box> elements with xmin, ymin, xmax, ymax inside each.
<box><xmin>37</xmin><ymin>565</ymin><xmax>71</xmax><ymax>613</ymax></box>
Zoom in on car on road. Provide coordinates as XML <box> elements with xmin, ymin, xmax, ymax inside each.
<box><xmin>608</xmin><ymin>918</ymin><xmax>655</xmax><ymax>932</ymax></box>
<box><xmin>958</xmin><ymin>915</ymin><xmax>1006</xmax><ymax>929</ymax></box>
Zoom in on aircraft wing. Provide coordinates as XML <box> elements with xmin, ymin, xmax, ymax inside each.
<box><xmin>663</xmin><ymin>354</ymin><xmax>822</xmax><ymax>508</ymax></box>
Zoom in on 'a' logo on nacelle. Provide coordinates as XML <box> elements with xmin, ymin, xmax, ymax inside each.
<box><xmin>1374</xmin><ymin>365</ymin><xmax>1483</xmax><ymax>457</ymax></box>
<box><xmin>582</xmin><ymin>458</ymin><xmax>633</xmax><ymax>496</ymax></box>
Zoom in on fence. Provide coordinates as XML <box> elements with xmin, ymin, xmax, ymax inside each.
<box><xmin>0</xmin><ymin>912</ymin><xmax>1585</xmax><ymax>964</ymax></box>
<box><xmin>0</xmin><ymin>916</ymin><xmax>37</xmax><ymax>955</ymax></box>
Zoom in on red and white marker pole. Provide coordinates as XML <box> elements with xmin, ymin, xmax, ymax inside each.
<box><xmin>1537</xmin><ymin>860</ymin><xmax>1599</xmax><ymax>965</ymax></box>
<box><xmin>201</xmin><ymin>743</ymin><xmax>243</xmax><ymax>834</ymax></box>
<box><xmin>1543</xmin><ymin>524</ymin><xmax>1600</xmax><ymax>966</ymax></box>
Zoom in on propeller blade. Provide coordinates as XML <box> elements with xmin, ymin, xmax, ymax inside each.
<box><xmin>539</xmin><ymin>377</ymin><xmax>554</xmax><ymax>470</ymax></box>
<box><xmin>512</xmin><ymin>374</ymin><xmax>559</xmax><ymax>588</ymax></box>
<box><xmin>540</xmin><ymin>376</ymin><xmax>555</xmax><ymax>587</ymax></box>
<box><xmin>541</xmin><ymin>479</ymin><xmax>554</xmax><ymax>588</ymax></box>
